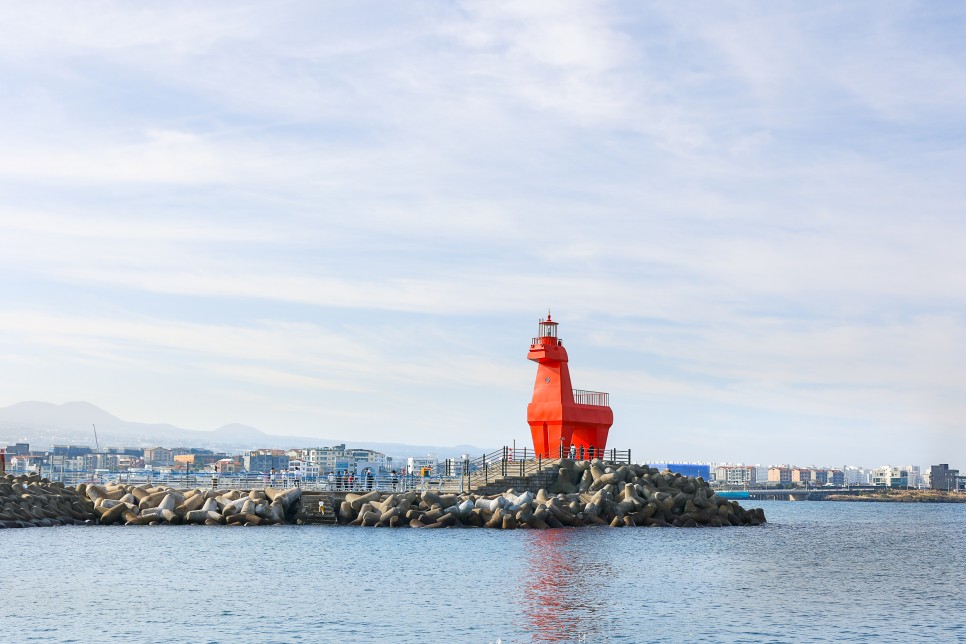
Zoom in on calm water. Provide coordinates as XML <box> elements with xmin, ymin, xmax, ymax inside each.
<box><xmin>1</xmin><ymin>501</ymin><xmax>964</xmax><ymax>643</ymax></box>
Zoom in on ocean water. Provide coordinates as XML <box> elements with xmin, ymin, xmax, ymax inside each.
<box><xmin>1</xmin><ymin>500</ymin><xmax>964</xmax><ymax>643</ymax></box>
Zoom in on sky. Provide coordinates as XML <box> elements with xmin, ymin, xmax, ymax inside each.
<box><xmin>1</xmin><ymin>1</ymin><xmax>964</xmax><ymax>467</ymax></box>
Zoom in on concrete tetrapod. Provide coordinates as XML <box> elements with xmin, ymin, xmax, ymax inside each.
<box><xmin>332</xmin><ymin>461</ymin><xmax>765</xmax><ymax>529</ymax></box>
<box><xmin>70</xmin><ymin>484</ymin><xmax>302</xmax><ymax>527</ymax></box>
<box><xmin>0</xmin><ymin>474</ymin><xmax>96</xmax><ymax>528</ymax></box>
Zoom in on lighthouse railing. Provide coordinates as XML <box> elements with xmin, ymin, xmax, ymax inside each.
<box><xmin>530</xmin><ymin>337</ymin><xmax>563</xmax><ymax>347</ymax></box>
<box><xmin>572</xmin><ymin>389</ymin><xmax>609</xmax><ymax>406</ymax></box>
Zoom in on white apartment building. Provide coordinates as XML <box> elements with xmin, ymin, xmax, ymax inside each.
<box><xmin>407</xmin><ymin>455</ymin><xmax>439</xmax><ymax>476</ymax></box>
<box><xmin>843</xmin><ymin>466</ymin><xmax>870</xmax><ymax>485</ymax></box>
<box><xmin>287</xmin><ymin>459</ymin><xmax>321</xmax><ymax>478</ymax></box>
<box><xmin>870</xmin><ymin>465</ymin><xmax>920</xmax><ymax>487</ymax></box>
<box><xmin>301</xmin><ymin>444</ymin><xmax>388</xmax><ymax>474</ymax></box>
<box><xmin>714</xmin><ymin>465</ymin><xmax>756</xmax><ymax>485</ymax></box>
<box><xmin>754</xmin><ymin>466</ymin><xmax>770</xmax><ymax>483</ymax></box>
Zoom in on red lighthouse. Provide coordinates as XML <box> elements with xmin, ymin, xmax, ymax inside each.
<box><xmin>527</xmin><ymin>314</ymin><xmax>613</xmax><ymax>458</ymax></box>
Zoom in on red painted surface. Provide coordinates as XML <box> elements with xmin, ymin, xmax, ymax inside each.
<box><xmin>526</xmin><ymin>314</ymin><xmax>613</xmax><ymax>458</ymax></box>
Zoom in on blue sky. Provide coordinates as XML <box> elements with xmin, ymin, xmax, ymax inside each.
<box><xmin>1</xmin><ymin>2</ymin><xmax>964</xmax><ymax>466</ymax></box>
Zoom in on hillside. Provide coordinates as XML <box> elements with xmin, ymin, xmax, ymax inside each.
<box><xmin>0</xmin><ymin>401</ymin><xmax>489</xmax><ymax>459</ymax></box>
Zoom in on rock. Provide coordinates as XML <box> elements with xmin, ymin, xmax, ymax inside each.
<box><xmin>137</xmin><ymin>491</ymin><xmax>168</xmax><ymax>510</ymax></box>
<box><xmin>348</xmin><ymin>490</ymin><xmax>381</xmax><ymax>512</ymax></box>
<box><xmin>5</xmin><ymin>462</ymin><xmax>766</xmax><ymax>531</ymax></box>
<box><xmin>99</xmin><ymin>503</ymin><xmax>128</xmax><ymax>526</ymax></box>
<box><xmin>184</xmin><ymin>510</ymin><xmax>210</xmax><ymax>524</ymax></box>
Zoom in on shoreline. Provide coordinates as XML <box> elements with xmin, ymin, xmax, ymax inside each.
<box><xmin>823</xmin><ymin>490</ymin><xmax>966</xmax><ymax>503</ymax></box>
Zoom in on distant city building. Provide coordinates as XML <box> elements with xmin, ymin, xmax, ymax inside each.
<box><xmin>64</xmin><ymin>456</ymin><xmax>88</xmax><ymax>471</ymax></box>
<box><xmin>754</xmin><ymin>466</ymin><xmax>770</xmax><ymax>483</ymax></box>
<box><xmin>870</xmin><ymin>465</ymin><xmax>919</xmax><ymax>488</ymax></box>
<box><xmin>791</xmin><ymin>468</ymin><xmax>812</xmax><ymax>484</ymax></box>
<box><xmin>216</xmin><ymin>458</ymin><xmax>241</xmax><ymax>474</ymax></box>
<box><xmin>768</xmin><ymin>467</ymin><xmax>792</xmax><ymax>484</ymax></box>
<box><xmin>51</xmin><ymin>445</ymin><xmax>93</xmax><ymax>458</ymax></box>
<box><xmin>714</xmin><ymin>465</ymin><xmax>756</xmax><ymax>486</ymax></box>
<box><xmin>9</xmin><ymin>454</ymin><xmax>43</xmax><ymax>472</ymax></box>
<box><xmin>408</xmin><ymin>455</ymin><xmax>439</xmax><ymax>476</ymax></box>
<box><xmin>346</xmin><ymin>448</ymin><xmax>387</xmax><ymax>472</ymax></box>
<box><xmin>174</xmin><ymin>452</ymin><xmax>227</xmax><ymax>467</ymax></box>
<box><xmin>243</xmin><ymin>449</ymin><xmax>289</xmax><ymax>473</ymax></box>
<box><xmin>288</xmin><ymin>458</ymin><xmax>320</xmax><ymax>477</ymax></box>
<box><xmin>763</xmin><ymin>467</ymin><xmax>845</xmax><ymax>487</ymax></box>
<box><xmin>85</xmin><ymin>453</ymin><xmax>119</xmax><ymax>471</ymax></box>
<box><xmin>102</xmin><ymin>447</ymin><xmax>143</xmax><ymax>457</ymax></box>
<box><xmin>299</xmin><ymin>444</ymin><xmax>388</xmax><ymax>474</ymax></box>
<box><xmin>649</xmin><ymin>463</ymin><xmax>711</xmax><ymax>480</ymax></box>
<box><xmin>843</xmin><ymin>466</ymin><xmax>870</xmax><ymax>485</ymax></box>
<box><xmin>5</xmin><ymin>443</ymin><xmax>30</xmax><ymax>456</ymax></box>
<box><xmin>143</xmin><ymin>446</ymin><xmax>173</xmax><ymax>465</ymax></box>
<box><xmin>930</xmin><ymin>464</ymin><xmax>965</xmax><ymax>491</ymax></box>
<box><xmin>302</xmin><ymin>446</ymin><xmax>349</xmax><ymax>473</ymax></box>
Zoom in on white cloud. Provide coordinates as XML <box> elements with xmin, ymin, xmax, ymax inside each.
<box><xmin>0</xmin><ymin>1</ymin><xmax>964</xmax><ymax>463</ymax></box>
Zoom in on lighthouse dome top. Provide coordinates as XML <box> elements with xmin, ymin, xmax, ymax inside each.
<box><xmin>537</xmin><ymin>313</ymin><xmax>558</xmax><ymax>339</ymax></box>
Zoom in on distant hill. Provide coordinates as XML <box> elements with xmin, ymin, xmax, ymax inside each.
<box><xmin>0</xmin><ymin>401</ymin><xmax>492</xmax><ymax>459</ymax></box>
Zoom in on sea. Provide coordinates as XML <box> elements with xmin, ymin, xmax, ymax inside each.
<box><xmin>1</xmin><ymin>500</ymin><xmax>963</xmax><ymax>643</ymax></box>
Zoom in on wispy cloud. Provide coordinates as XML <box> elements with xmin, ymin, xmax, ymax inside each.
<box><xmin>0</xmin><ymin>1</ymin><xmax>964</xmax><ymax>462</ymax></box>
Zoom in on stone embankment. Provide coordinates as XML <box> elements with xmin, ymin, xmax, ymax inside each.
<box><xmin>0</xmin><ymin>473</ymin><xmax>303</xmax><ymax>528</ymax></box>
<box><xmin>83</xmin><ymin>483</ymin><xmax>302</xmax><ymax>525</ymax></box>
<box><xmin>825</xmin><ymin>489</ymin><xmax>966</xmax><ymax>503</ymax></box>
<box><xmin>338</xmin><ymin>461</ymin><xmax>765</xmax><ymax>528</ymax></box>
<box><xmin>0</xmin><ymin>474</ymin><xmax>96</xmax><ymax>528</ymax></box>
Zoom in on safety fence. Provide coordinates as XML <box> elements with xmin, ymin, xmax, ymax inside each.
<box><xmin>24</xmin><ymin>469</ymin><xmax>449</xmax><ymax>493</ymax></box>
<box><xmin>572</xmin><ymin>389</ymin><xmax>610</xmax><ymax>406</ymax></box>
<box><xmin>20</xmin><ymin>445</ymin><xmax>634</xmax><ymax>493</ymax></box>
<box><xmin>454</xmin><ymin>446</ymin><xmax>633</xmax><ymax>491</ymax></box>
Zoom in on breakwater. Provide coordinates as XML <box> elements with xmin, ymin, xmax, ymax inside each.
<box><xmin>0</xmin><ymin>473</ymin><xmax>303</xmax><ymax>527</ymax></box>
<box><xmin>2</xmin><ymin>460</ymin><xmax>767</xmax><ymax>528</ymax></box>
<box><xmin>336</xmin><ymin>461</ymin><xmax>765</xmax><ymax>528</ymax></box>
<box><xmin>0</xmin><ymin>473</ymin><xmax>96</xmax><ymax>527</ymax></box>
<box><xmin>85</xmin><ymin>482</ymin><xmax>302</xmax><ymax>525</ymax></box>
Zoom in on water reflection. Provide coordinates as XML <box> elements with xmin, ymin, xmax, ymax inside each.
<box><xmin>518</xmin><ymin>529</ymin><xmax>612</xmax><ymax>642</ymax></box>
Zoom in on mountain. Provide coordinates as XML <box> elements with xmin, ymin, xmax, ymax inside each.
<box><xmin>0</xmin><ymin>401</ymin><xmax>493</xmax><ymax>459</ymax></box>
<box><xmin>212</xmin><ymin>423</ymin><xmax>271</xmax><ymax>442</ymax></box>
<box><xmin>0</xmin><ymin>401</ymin><xmax>123</xmax><ymax>427</ymax></box>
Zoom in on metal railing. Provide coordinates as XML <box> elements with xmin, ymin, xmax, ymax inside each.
<box><xmin>455</xmin><ymin>446</ymin><xmax>633</xmax><ymax>491</ymax></box>
<box><xmin>572</xmin><ymin>389</ymin><xmax>609</xmax><ymax>406</ymax></box>
<box><xmin>35</xmin><ymin>469</ymin><xmax>451</xmax><ymax>493</ymax></box>
<box><xmin>530</xmin><ymin>337</ymin><xmax>563</xmax><ymax>347</ymax></box>
<box><xmin>27</xmin><ymin>445</ymin><xmax>634</xmax><ymax>494</ymax></box>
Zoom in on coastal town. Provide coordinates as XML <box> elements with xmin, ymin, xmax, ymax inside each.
<box><xmin>3</xmin><ymin>440</ymin><xmax>962</xmax><ymax>493</ymax></box>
